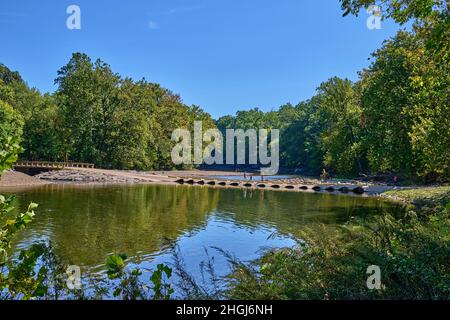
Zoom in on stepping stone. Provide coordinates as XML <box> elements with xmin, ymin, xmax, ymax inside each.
<box><xmin>352</xmin><ymin>187</ymin><xmax>365</xmax><ymax>194</ymax></box>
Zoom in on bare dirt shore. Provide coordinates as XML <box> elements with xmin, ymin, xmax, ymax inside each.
<box><xmin>0</xmin><ymin>170</ymin><xmax>51</xmax><ymax>188</ymax></box>
<box><xmin>35</xmin><ymin>168</ymin><xmax>248</xmax><ymax>185</ymax></box>
<box><xmin>0</xmin><ymin>168</ymin><xmax>236</xmax><ymax>188</ymax></box>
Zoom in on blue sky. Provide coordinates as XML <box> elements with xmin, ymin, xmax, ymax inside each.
<box><xmin>0</xmin><ymin>0</ymin><xmax>408</xmax><ymax>118</ymax></box>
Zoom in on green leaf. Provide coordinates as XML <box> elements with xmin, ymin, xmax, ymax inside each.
<box><xmin>106</xmin><ymin>254</ymin><xmax>127</xmax><ymax>278</ymax></box>
<box><xmin>28</xmin><ymin>203</ymin><xmax>38</xmax><ymax>210</ymax></box>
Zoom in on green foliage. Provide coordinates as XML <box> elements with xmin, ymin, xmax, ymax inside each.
<box><xmin>360</xmin><ymin>25</ymin><xmax>449</xmax><ymax>180</ymax></box>
<box><xmin>0</xmin><ymin>136</ymin><xmax>23</xmax><ymax>176</ymax></box>
<box><xmin>2</xmin><ymin>243</ymin><xmax>51</xmax><ymax>299</ymax></box>
<box><xmin>339</xmin><ymin>2</ymin><xmax>450</xmax><ymax>171</ymax></box>
<box><xmin>0</xmin><ymin>101</ymin><xmax>24</xmax><ymax>174</ymax></box>
<box><xmin>384</xmin><ymin>186</ymin><xmax>450</xmax><ymax>206</ymax></box>
<box><xmin>105</xmin><ymin>253</ymin><xmax>173</xmax><ymax>300</ymax></box>
<box><xmin>339</xmin><ymin>0</ymin><xmax>447</xmax><ymax>24</ymax></box>
<box><xmin>216</xmin><ymin>80</ymin><xmax>366</xmax><ymax>177</ymax></box>
<box><xmin>0</xmin><ymin>64</ymin><xmax>24</xmax><ymax>85</ymax></box>
<box><xmin>227</xmin><ymin>209</ymin><xmax>450</xmax><ymax>300</ymax></box>
<box><xmin>151</xmin><ymin>263</ymin><xmax>174</xmax><ymax>300</ymax></box>
<box><xmin>0</xmin><ymin>54</ymin><xmax>215</xmax><ymax>170</ymax></box>
<box><xmin>0</xmin><ymin>196</ymin><xmax>63</xmax><ymax>300</ymax></box>
<box><xmin>106</xmin><ymin>253</ymin><xmax>128</xmax><ymax>279</ymax></box>
<box><xmin>313</xmin><ymin>78</ymin><xmax>365</xmax><ymax>175</ymax></box>
<box><xmin>52</xmin><ymin>53</ymin><xmax>215</xmax><ymax>170</ymax></box>
<box><xmin>216</xmin><ymin>19</ymin><xmax>448</xmax><ymax>181</ymax></box>
<box><xmin>21</xmin><ymin>94</ymin><xmax>66</xmax><ymax>161</ymax></box>
<box><xmin>0</xmin><ymin>197</ymin><xmax>37</xmax><ymax>265</ymax></box>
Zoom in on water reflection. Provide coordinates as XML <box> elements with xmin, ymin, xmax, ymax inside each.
<box><xmin>7</xmin><ymin>184</ymin><xmax>400</xmax><ymax>276</ymax></box>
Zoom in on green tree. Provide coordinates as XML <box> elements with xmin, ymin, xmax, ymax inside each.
<box><xmin>54</xmin><ymin>53</ymin><xmax>215</xmax><ymax>170</ymax></box>
<box><xmin>55</xmin><ymin>53</ymin><xmax>121</xmax><ymax>165</ymax></box>
<box><xmin>314</xmin><ymin>77</ymin><xmax>365</xmax><ymax>176</ymax></box>
<box><xmin>0</xmin><ymin>63</ymin><xmax>63</xmax><ymax>163</ymax></box>
<box><xmin>340</xmin><ymin>0</ymin><xmax>448</xmax><ymax>23</ymax></box>
<box><xmin>359</xmin><ymin>29</ymin><xmax>449</xmax><ymax>180</ymax></box>
<box><xmin>0</xmin><ymin>100</ymin><xmax>23</xmax><ymax>174</ymax></box>
<box><xmin>339</xmin><ymin>0</ymin><xmax>449</xmax><ymax>61</ymax></box>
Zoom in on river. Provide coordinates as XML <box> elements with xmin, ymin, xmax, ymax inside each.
<box><xmin>6</xmin><ymin>183</ymin><xmax>402</xmax><ymax>297</ymax></box>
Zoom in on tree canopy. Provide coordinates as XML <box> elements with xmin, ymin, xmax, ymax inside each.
<box><xmin>0</xmin><ymin>0</ymin><xmax>448</xmax><ymax>181</ymax></box>
<box><xmin>217</xmin><ymin>17</ymin><xmax>449</xmax><ymax>181</ymax></box>
<box><xmin>0</xmin><ymin>54</ymin><xmax>215</xmax><ymax>171</ymax></box>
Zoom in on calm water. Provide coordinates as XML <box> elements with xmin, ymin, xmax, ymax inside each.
<box><xmin>5</xmin><ymin>184</ymin><xmax>401</xmax><ymax>295</ymax></box>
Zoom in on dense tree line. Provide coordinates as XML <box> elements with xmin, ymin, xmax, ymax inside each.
<box><xmin>217</xmin><ymin>6</ymin><xmax>449</xmax><ymax>181</ymax></box>
<box><xmin>1</xmin><ymin>1</ymin><xmax>448</xmax><ymax>181</ymax></box>
<box><xmin>0</xmin><ymin>54</ymin><xmax>215</xmax><ymax>170</ymax></box>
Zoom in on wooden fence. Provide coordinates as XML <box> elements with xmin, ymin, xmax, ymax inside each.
<box><xmin>15</xmin><ymin>161</ymin><xmax>95</xmax><ymax>169</ymax></box>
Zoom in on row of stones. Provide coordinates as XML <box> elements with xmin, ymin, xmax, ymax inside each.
<box><xmin>175</xmin><ymin>179</ymin><xmax>365</xmax><ymax>194</ymax></box>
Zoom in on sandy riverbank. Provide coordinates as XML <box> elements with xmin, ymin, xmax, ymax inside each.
<box><xmin>0</xmin><ymin>170</ymin><xmax>50</xmax><ymax>187</ymax></box>
<box><xmin>0</xmin><ymin>168</ymin><xmax>222</xmax><ymax>188</ymax></box>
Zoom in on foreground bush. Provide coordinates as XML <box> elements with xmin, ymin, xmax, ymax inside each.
<box><xmin>226</xmin><ymin>206</ymin><xmax>449</xmax><ymax>300</ymax></box>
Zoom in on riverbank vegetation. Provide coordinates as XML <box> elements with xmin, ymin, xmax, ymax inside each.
<box><xmin>384</xmin><ymin>186</ymin><xmax>450</xmax><ymax>208</ymax></box>
<box><xmin>0</xmin><ymin>0</ymin><xmax>449</xmax><ymax>300</ymax></box>
<box><xmin>222</xmin><ymin>186</ymin><xmax>449</xmax><ymax>300</ymax></box>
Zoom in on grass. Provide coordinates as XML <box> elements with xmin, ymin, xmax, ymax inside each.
<box><xmin>383</xmin><ymin>186</ymin><xmax>450</xmax><ymax>209</ymax></box>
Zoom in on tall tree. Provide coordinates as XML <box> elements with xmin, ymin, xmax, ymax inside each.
<box><xmin>314</xmin><ymin>77</ymin><xmax>365</xmax><ymax>175</ymax></box>
<box><xmin>359</xmin><ymin>28</ymin><xmax>449</xmax><ymax>179</ymax></box>
<box><xmin>55</xmin><ymin>53</ymin><xmax>121</xmax><ymax>165</ymax></box>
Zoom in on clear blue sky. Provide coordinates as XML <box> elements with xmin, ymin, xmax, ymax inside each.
<box><xmin>0</xmin><ymin>0</ymin><xmax>408</xmax><ymax>119</ymax></box>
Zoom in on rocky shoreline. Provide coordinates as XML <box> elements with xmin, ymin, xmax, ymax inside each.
<box><xmin>36</xmin><ymin>170</ymin><xmax>150</xmax><ymax>184</ymax></box>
